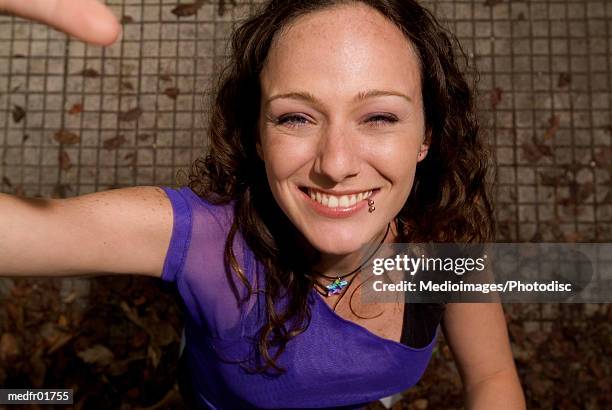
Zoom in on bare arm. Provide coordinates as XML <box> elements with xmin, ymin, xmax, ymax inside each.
<box><xmin>0</xmin><ymin>0</ymin><xmax>120</xmax><ymax>46</ymax></box>
<box><xmin>0</xmin><ymin>186</ymin><xmax>172</xmax><ymax>278</ymax></box>
<box><xmin>441</xmin><ymin>302</ymin><xmax>526</xmax><ymax>410</ymax></box>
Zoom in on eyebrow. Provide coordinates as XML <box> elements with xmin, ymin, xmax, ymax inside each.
<box><xmin>266</xmin><ymin>89</ymin><xmax>412</xmax><ymax>107</ymax></box>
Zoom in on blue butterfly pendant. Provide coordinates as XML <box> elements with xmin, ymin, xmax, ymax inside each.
<box><xmin>326</xmin><ymin>278</ymin><xmax>349</xmax><ymax>296</ymax></box>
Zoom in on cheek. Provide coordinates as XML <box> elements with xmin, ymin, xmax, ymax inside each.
<box><xmin>261</xmin><ymin>134</ymin><xmax>314</xmax><ymax>185</ymax></box>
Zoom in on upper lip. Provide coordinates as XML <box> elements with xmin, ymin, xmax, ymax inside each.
<box><xmin>301</xmin><ymin>186</ymin><xmax>379</xmax><ymax>196</ymax></box>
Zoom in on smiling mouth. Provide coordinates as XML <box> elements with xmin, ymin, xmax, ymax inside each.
<box><xmin>300</xmin><ymin>187</ymin><xmax>376</xmax><ymax>209</ymax></box>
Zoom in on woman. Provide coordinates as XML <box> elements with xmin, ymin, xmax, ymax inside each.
<box><xmin>0</xmin><ymin>0</ymin><xmax>525</xmax><ymax>409</ymax></box>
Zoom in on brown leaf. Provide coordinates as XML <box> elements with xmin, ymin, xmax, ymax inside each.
<box><xmin>68</xmin><ymin>103</ymin><xmax>83</xmax><ymax>115</ymax></box>
<box><xmin>12</xmin><ymin>105</ymin><xmax>26</xmax><ymax>123</ymax></box>
<box><xmin>490</xmin><ymin>87</ymin><xmax>503</xmax><ymax>110</ymax></box>
<box><xmin>148</xmin><ymin>321</ymin><xmax>178</xmax><ymax>347</ymax></box>
<box><xmin>119</xmin><ymin>107</ymin><xmax>143</xmax><ymax>122</ymax></box>
<box><xmin>171</xmin><ymin>0</ymin><xmax>206</xmax><ymax>17</ymax></box>
<box><xmin>47</xmin><ymin>333</ymin><xmax>74</xmax><ymax>355</ymax></box>
<box><xmin>0</xmin><ymin>333</ymin><xmax>20</xmax><ymax>362</ymax></box>
<box><xmin>103</xmin><ymin>135</ymin><xmax>127</xmax><ymax>150</ymax></box>
<box><xmin>543</xmin><ymin>115</ymin><xmax>560</xmax><ymax>140</ymax></box>
<box><xmin>521</xmin><ymin>139</ymin><xmax>552</xmax><ymax>163</ymax></box>
<box><xmin>163</xmin><ymin>87</ymin><xmax>179</xmax><ymax>100</ymax></box>
<box><xmin>147</xmin><ymin>344</ymin><xmax>161</xmax><ymax>368</ymax></box>
<box><xmin>121</xmin><ymin>81</ymin><xmax>134</xmax><ymax>91</ymax></box>
<box><xmin>58</xmin><ymin>150</ymin><xmax>72</xmax><ymax>170</ymax></box>
<box><xmin>53</xmin><ymin>129</ymin><xmax>81</xmax><ymax>145</ymax></box>
<box><xmin>22</xmin><ymin>134</ymin><xmax>29</xmax><ymax>142</ymax></box>
<box><xmin>78</xmin><ymin>68</ymin><xmax>100</xmax><ymax>78</ymax></box>
<box><xmin>159</xmin><ymin>74</ymin><xmax>173</xmax><ymax>82</ymax></box>
<box><xmin>557</xmin><ymin>73</ymin><xmax>571</xmax><ymax>88</ymax></box>
<box><xmin>2</xmin><ymin>176</ymin><xmax>12</xmax><ymax>188</ymax></box>
<box><xmin>77</xmin><ymin>344</ymin><xmax>114</xmax><ymax>367</ymax></box>
<box><xmin>121</xmin><ymin>15</ymin><xmax>135</xmax><ymax>24</ymax></box>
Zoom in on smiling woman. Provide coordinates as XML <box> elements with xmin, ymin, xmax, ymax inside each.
<box><xmin>0</xmin><ymin>0</ymin><xmax>525</xmax><ymax>409</ymax></box>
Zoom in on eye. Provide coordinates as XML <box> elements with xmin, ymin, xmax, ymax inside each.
<box><xmin>276</xmin><ymin>114</ymin><xmax>311</xmax><ymax>128</ymax></box>
<box><xmin>366</xmin><ymin>113</ymin><xmax>399</xmax><ymax>128</ymax></box>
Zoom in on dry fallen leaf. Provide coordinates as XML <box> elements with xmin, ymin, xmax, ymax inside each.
<box><xmin>121</xmin><ymin>15</ymin><xmax>135</xmax><ymax>24</ymax></box>
<box><xmin>78</xmin><ymin>68</ymin><xmax>100</xmax><ymax>78</ymax></box>
<box><xmin>171</xmin><ymin>0</ymin><xmax>206</xmax><ymax>17</ymax></box>
<box><xmin>2</xmin><ymin>176</ymin><xmax>12</xmax><ymax>188</ymax></box>
<box><xmin>163</xmin><ymin>87</ymin><xmax>179</xmax><ymax>100</ymax></box>
<box><xmin>521</xmin><ymin>138</ymin><xmax>553</xmax><ymax>163</ymax></box>
<box><xmin>68</xmin><ymin>103</ymin><xmax>83</xmax><ymax>115</ymax></box>
<box><xmin>558</xmin><ymin>73</ymin><xmax>571</xmax><ymax>88</ymax></box>
<box><xmin>12</xmin><ymin>105</ymin><xmax>26</xmax><ymax>123</ymax></box>
<box><xmin>77</xmin><ymin>345</ymin><xmax>115</xmax><ymax>367</ymax></box>
<box><xmin>0</xmin><ymin>333</ymin><xmax>20</xmax><ymax>362</ymax></box>
<box><xmin>119</xmin><ymin>107</ymin><xmax>143</xmax><ymax>122</ymax></box>
<box><xmin>103</xmin><ymin>135</ymin><xmax>127</xmax><ymax>150</ymax></box>
<box><xmin>53</xmin><ymin>130</ymin><xmax>81</xmax><ymax>145</ymax></box>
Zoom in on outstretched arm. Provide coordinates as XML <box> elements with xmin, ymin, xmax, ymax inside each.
<box><xmin>0</xmin><ymin>187</ymin><xmax>173</xmax><ymax>278</ymax></box>
<box><xmin>441</xmin><ymin>302</ymin><xmax>526</xmax><ymax>409</ymax></box>
<box><xmin>0</xmin><ymin>0</ymin><xmax>121</xmax><ymax>45</ymax></box>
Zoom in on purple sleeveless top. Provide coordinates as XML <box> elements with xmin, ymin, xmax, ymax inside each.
<box><xmin>159</xmin><ymin>186</ymin><xmax>439</xmax><ymax>410</ymax></box>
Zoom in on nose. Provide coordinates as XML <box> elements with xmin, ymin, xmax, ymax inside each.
<box><xmin>313</xmin><ymin>123</ymin><xmax>360</xmax><ymax>183</ymax></box>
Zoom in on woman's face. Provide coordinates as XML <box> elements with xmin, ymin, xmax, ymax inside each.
<box><xmin>258</xmin><ymin>3</ymin><xmax>429</xmax><ymax>256</ymax></box>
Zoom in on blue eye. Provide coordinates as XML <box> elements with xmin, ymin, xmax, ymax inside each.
<box><xmin>366</xmin><ymin>114</ymin><xmax>398</xmax><ymax>127</ymax></box>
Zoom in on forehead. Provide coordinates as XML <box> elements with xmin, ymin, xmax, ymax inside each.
<box><xmin>261</xmin><ymin>3</ymin><xmax>422</xmax><ymax>99</ymax></box>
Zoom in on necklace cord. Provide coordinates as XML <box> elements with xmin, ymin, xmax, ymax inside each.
<box><xmin>307</xmin><ymin>222</ymin><xmax>391</xmax><ymax>285</ymax></box>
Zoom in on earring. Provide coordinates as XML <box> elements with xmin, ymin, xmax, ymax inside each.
<box><xmin>368</xmin><ymin>199</ymin><xmax>375</xmax><ymax>213</ymax></box>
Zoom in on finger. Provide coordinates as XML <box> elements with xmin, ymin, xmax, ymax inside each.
<box><xmin>0</xmin><ymin>0</ymin><xmax>121</xmax><ymax>46</ymax></box>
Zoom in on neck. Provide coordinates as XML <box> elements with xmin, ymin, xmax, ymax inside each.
<box><xmin>312</xmin><ymin>222</ymin><xmax>397</xmax><ymax>278</ymax></box>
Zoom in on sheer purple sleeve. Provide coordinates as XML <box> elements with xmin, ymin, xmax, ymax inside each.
<box><xmin>159</xmin><ymin>186</ymin><xmax>260</xmax><ymax>339</ymax></box>
<box><xmin>160</xmin><ymin>186</ymin><xmax>192</xmax><ymax>283</ymax></box>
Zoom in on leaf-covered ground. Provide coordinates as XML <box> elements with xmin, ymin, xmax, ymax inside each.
<box><xmin>1</xmin><ymin>278</ymin><xmax>610</xmax><ymax>409</ymax></box>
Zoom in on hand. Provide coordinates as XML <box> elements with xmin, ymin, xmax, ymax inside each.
<box><xmin>0</xmin><ymin>0</ymin><xmax>121</xmax><ymax>46</ymax></box>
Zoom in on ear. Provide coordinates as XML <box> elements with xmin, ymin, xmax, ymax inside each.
<box><xmin>417</xmin><ymin>130</ymin><xmax>431</xmax><ymax>162</ymax></box>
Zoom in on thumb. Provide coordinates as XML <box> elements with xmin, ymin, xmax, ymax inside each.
<box><xmin>0</xmin><ymin>0</ymin><xmax>121</xmax><ymax>46</ymax></box>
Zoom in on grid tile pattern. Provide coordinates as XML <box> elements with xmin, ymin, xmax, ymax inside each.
<box><xmin>1</xmin><ymin>0</ymin><xmax>610</xmax><ymax>243</ymax></box>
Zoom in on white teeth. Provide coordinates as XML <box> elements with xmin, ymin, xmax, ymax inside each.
<box><xmin>306</xmin><ymin>188</ymin><xmax>374</xmax><ymax>209</ymax></box>
<box><xmin>338</xmin><ymin>195</ymin><xmax>349</xmax><ymax>207</ymax></box>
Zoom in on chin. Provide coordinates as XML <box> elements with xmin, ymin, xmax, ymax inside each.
<box><xmin>304</xmin><ymin>228</ymin><xmax>372</xmax><ymax>256</ymax></box>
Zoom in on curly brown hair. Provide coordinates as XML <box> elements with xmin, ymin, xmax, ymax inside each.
<box><xmin>183</xmin><ymin>0</ymin><xmax>495</xmax><ymax>374</ymax></box>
